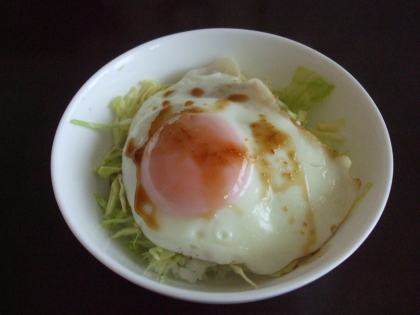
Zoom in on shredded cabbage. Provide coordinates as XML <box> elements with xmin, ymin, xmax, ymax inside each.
<box><xmin>70</xmin><ymin>119</ymin><xmax>132</xmax><ymax>129</ymax></box>
<box><xmin>272</xmin><ymin>66</ymin><xmax>335</xmax><ymax>113</ymax></box>
<box><xmin>268</xmin><ymin>68</ymin><xmax>350</xmax><ymax>151</ymax></box>
<box><xmin>72</xmin><ymin>67</ymin><xmax>351</xmax><ymax>288</ymax></box>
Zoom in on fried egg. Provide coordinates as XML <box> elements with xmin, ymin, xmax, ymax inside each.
<box><xmin>121</xmin><ymin>58</ymin><xmax>360</xmax><ymax>275</ymax></box>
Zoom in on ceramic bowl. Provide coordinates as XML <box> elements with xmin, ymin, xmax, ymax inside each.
<box><xmin>51</xmin><ymin>29</ymin><xmax>393</xmax><ymax>303</ymax></box>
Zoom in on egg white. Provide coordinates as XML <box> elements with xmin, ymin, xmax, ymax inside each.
<box><xmin>122</xmin><ymin>58</ymin><xmax>360</xmax><ymax>275</ymax></box>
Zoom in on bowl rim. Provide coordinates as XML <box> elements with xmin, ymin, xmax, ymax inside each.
<box><xmin>51</xmin><ymin>28</ymin><xmax>393</xmax><ymax>304</ymax></box>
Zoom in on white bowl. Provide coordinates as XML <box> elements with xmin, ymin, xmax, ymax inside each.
<box><xmin>51</xmin><ymin>29</ymin><xmax>393</xmax><ymax>303</ymax></box>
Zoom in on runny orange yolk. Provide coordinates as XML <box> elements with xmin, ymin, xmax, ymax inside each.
<box><xmin>140</xmin><ymin>113</ymin><xmax>251</xmax><ymax>217</ymax></box>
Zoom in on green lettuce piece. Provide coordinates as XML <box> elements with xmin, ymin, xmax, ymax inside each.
<box><xmin>94</xmin><ymin>194</ymin><xmax>108</xmax><ymax>210</ymax></box>
<box><xmin>118</xmin><ymin>175</ymin><xmax>129</xmax><ymax>214</ymax></box>
<box><xmin>104</xmin><ymin>175</ymin><xmax>121</xmax><ymax>217</ymax></box>
<box><xmin>102</xmin><ymin>215</ymin><xmax>134</xmax><ymax>228</ymax></box>
<box><xmin>274</xmin><ymin>66</ymin><xmax>335</xmax><ymax>113</ymax></box>
<box><xmin>129</xmin><ymin>232</ymin><xmax>155</xmax><ymax>250</ymax></box>
<box><xmin>111</xmin><ymin>227</ymin><xmax>141</xmax><ymax>238</ymax></box>
<box><xmin>269</xmin><ymin>260</ymin><xmax>298</xmax><ymax>277</ymax></box>
<box><xmin>70</xmin><ymin>118</ymin><xmax>132</xmax><ymax>129</ymax></box>
<box><xmin>143</xmin><ymin>247</ymin><xmax>186</xmax><ymax>282</ymax></box>
<box><xmin>277</xmin><ymin>99</ymin><xmax>298</xmax><ymax>120</ymax></box>
<box><xmin>317</xmin><ymin>118</ymin><xmax>345</xmax><ymax>132</ymax></box>
<box><xmin>306</xmin><ymin>126</ymin><xmax>347</xmax><ymax>151</ymax></box>
<box><xmin>230</xmin><ymin>264</ymin><xmax>258</xmax><ymax>288</ymax></box>
<box><xmin>111</xmin><ymin>80</ymin><xmax>170</xmax><ymax>120</ymax></box>
<box><xmin>97</xmin><ymin>166</ymin><xmax>122</xmax><ymax>178</ymax></box>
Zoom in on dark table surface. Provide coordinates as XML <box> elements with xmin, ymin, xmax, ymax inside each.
<box><xmin>2</xmin><ymin>1</ymin><xmax>419</xmax><ymax>314</ymax></box>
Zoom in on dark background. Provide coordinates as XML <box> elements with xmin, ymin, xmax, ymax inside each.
<box><xmin>2</xmin><ymin>1</ymin><xmax>419</xmax><ymax>314</ymax></box>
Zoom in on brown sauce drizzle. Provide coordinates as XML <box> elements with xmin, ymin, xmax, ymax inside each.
<box><xmin>184</xmin><ymin>100</ymin><xmax>194</xmax><ymax>107</ymax></box>
<box><xmin>228</xmin><ymin>94</ymin><xmax>249</xmax><ymax>103</ymax></box>
<box><xmin>163</xmin><ymin>90</ymin><xmax>175</xmax><ymax>98</ymax></box>
<box><xmin>148</xmin><ymin>105</ymin><xmax>175</xmax><ymax>138</ymax></box>
<box><xmin>249</xmin><ymin>114</ymin><xmax>317</xmax><ymax>254</ymax></box>
<box><xmin>181</xmin><ymin>106</ymin><xmax>204</xmax><ymax>115</ymax></box>
<box><xmin>250</xmin><ymin>115</ymin><xmax>289</xmax><ymax>154</ymax></box>
<box><xmin>125</xmin><ymin>138</ymin><xmax>136</xmax><ymax>157</ymax></box>
<box><xmin>216</xmin><ymin>99</ymin><xmax>230</xmax><ymax>110</ymax></box>
<box><xmin>191</xmin><ymin>88</ymin><xmax>204</xmax><ymax>97</ymax></box>
<box><xmin>132</xmin><ymin>147</ymin><xmax>159</xmax><ymax>229</ymax></box>
<box><xmin>126</xmin><ymin>139</ymin><xmax>160</xmax><ymax>228</ymax></box>
<box><xmin>162</xmin><ymin>100</ymin><xmax>171</xmax><ymax>107</ymax></box>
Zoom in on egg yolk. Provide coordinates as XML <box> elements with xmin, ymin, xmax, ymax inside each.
<box><xmin>140</xmin><ymin>113</ymin><xmax>251</xmax><ymax>217</ymax></box>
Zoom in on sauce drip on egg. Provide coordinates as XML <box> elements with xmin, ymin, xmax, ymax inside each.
<box><xmin>191</xmin><ymin>88</ymin><xmax>204</xmax><ymax>97</ymax></box>
<box><xmin>228</xmin><ymin>94</ymin><xmax>249</xmax><ymax>103</ymax></box>
<box><xmin>131</xmin><ymin>112</ymin><xmax>251</xmax><ymax>227</ymax></box>
<box><xmin>250</xmin><ymin>114</ymin><xmax>317</xmax><ymax>254</ymax></box>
